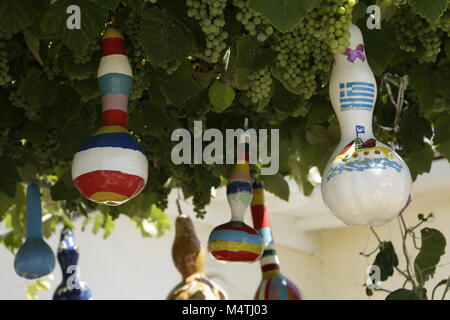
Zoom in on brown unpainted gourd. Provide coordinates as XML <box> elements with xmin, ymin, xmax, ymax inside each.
<box><xmin>167</xmin><ymin>214</ymin><xmax>228</xmax><ymax>300</ymax></box>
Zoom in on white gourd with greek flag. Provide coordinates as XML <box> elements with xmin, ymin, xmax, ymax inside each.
<box><xmin>321</xmin><ymin>24</ymin><xmax>413</xmax><ymax>227</ymax></box>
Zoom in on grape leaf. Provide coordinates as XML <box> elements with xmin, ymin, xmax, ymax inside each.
<box><xmin>50</xmin><ymin>180</ymin><xmax>79</xmax><ymax>201</ymax></box>
<box><xmin>208</xmin><ymin>81</ymin><xmax>236</xmax><ymax>113</ymax></box>
<box><xmin>403</xmin><ymin>144</ymin><xmax>434</xmax><ymax>181</ymax></box>
<box><xmin>41</xmin><ymin>0</ymin><xmax>109</xmax><ymax>53</ymax></box>
<box><xmin>0</xmin><ymin>0</ymin><xmax>46</xmax><ymax>33</ymax></box>
<box><xmin>158</xmin><ymin>61</ymin><xmax>204</xmax><ymax>107</ymax></box>
<box><xmin>409</xmin><ymin>0</ymin><xmax>448</xmax><ymax>24</ymax></box>
<box><xmin>373</xmin><ymin>241</ymin><xmax>399</xmax><ymax>281</ymax></box>
<box><xmin>409</xmin><ymin>65</ymin><xmax>435</xmax><ymax>118</ymax></box>
<box><xmin>261</xmin><ymin>173</ymin><xmax>290</xmax><ymax>201</ymax></box>
<box><xmin>233</xmin><ymin>36</ymin><xmax>276</xmax><ymax>72</ymax></box>
<box><xmin>433</xmin><ymin>114</ymin><xmax>450</xmax><ymax>161</ymax></box>
<box><xmin>414</xmin><ymin>228</ymin><xmax>446</xmax><ymax>285</ymax></box>
<box><xmin>140</xmin><ymin>7</ymin><xmax>197</xmax><ymax>66</ymax></box>
<box><xmin>386</xmin><ymin>289</ymin><xmax>421</xmax><ymax>300</ymax></box>
<box><xmin>248</xmin><ymin>0</ymin><xmax>321</xmax><ymax>33</ymax></box>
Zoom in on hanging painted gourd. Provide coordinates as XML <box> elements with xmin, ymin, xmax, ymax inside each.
<box><xmin>53</xmin><ymin>228</ymin><xmax>92</xmax><ymax>300</ymax></box>
<box><xmin>72</xmin><ymin>28</ymin><xmax>148</xmax><ymax>206</ymax></box>
<box><xmin>321</xmin><ymin>24</ymin><xmax>412</xmax><ymax>226</ymax></box>
<box><xmin>251</xmin><ymin>182</ymin><xmax>302</xmax><ymax>300</ymax></box>
<box><xmin>14</xmin><ymin>183</ymin><xmax>55</xmax><ymax>279</ymax></box>
<box><xmin>167</xmin><ymin>213</ymin><xmax>228</xmax><ymax>300</ymax></box>
<box><xmin>208</xmin><ymin>143</ymin><xmax>264</xmax><ymax>263</ymax></box>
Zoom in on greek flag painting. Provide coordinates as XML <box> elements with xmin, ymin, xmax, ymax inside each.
<box><xmin>339</xmin><ymin>82</ymin><xmax>375</xmax><ymax>111</ymax></box>
<box><xmin>356</xmin><ymin>125</ymin><xmax>365</xmax><ymax>137</ymax></box>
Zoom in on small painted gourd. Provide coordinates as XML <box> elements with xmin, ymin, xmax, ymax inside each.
<box><xmin>251</xmin><ymin>182</ymin><xmax>302</xmax><ymax>300</ymax></box>
<box><xmin>321</xmin><ymin>24</ymin><xmax>412</xmax><ymax>226</ymax></box>
<box><xmin>53</xmin><ymin>228</ymin><xmax>92</xmax><ymax>300</ymax></box>
<box><xmin>167</xmin><ymin>214</ymin><xmax>228</xmax><ymax>300</ymax></box>
<box><xmin>72</xmin><ymin>28</ymin><xmax>148</xmax><ymax>206</ymax></box>
<box><xmin>208</xmin><ymin>145</ymin><xmax>264</xmax><ymax>263</ymax></box>
<box><xmin>14</xmin><ymin>183</ymin><xmax>55</xmax><ymax>279</ymax></box>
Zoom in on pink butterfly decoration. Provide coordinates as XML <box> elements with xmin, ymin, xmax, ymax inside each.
<box><xmin>343</xmin><ymin>44</ymin><xmax>365</xmax><ymax>63</ymax></box>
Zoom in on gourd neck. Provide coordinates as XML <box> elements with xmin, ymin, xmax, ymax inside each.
<box><xmin>260</xmin><ymin>248</ymin><xmax>281</xmax><ymax>279</ymax></box>
<box><xmin>25</xmin><ymin>183</ymin><xmax>43</xmax><ymax>240</ymax></box>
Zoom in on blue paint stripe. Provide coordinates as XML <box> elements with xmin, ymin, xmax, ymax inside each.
<box><xmin>209</xmin><ymin>229</ymin><xmax>263</xmax><ymax>245</ymax></box>
<box><xmin>277</xmin><ymin>277</ymin><xmax>289</xmax><ymax>300</ymax></box>
<box><xmin>227</xmin><ymin>181</ymin><xmax>252</xmax><ymax>194</ymax></box>
<box><xmin>340</xmin><ymin>98</ymin><xmax>374</xmax><ymax>103</ymax></box>
<box><xmin>347</xmin><ymin>92</ymin><xmax>374</xmax><ymax>98</ymax></box>
<box><xmin>352</xmin><ymin>87</ymin><xmax>375</xmax><ymax>93</ymax></box>
<box><xmin>347</xmin><ymin>82</ymin><xmax>375</xmax><ymax>88</ymax></box>
<box><xmin>257</xmin><ymin>227</ymin><xmax>273</xmax><ymax>245</ymax></box>
<box><xmin>98</xmin><ymin>73</ymin><xmax>133</xmax><ymax>96</ymax></box>
<box><xmin>341</xmin><ymin>104</ymin><xmax>373</xmax><ymax>109</ymax></box>
<box><xmin>78</xmin><ymin>133</ymin><xmax>145</xmax><ymax>153</ymax></box>
<box><xmin>340</xmin><ymin>91</ymin><xmax>345</xmax><ymax>97</ymax></box>
<box><xmin>339</xmin><ymin>83</ymin><xmax>345</xmax><ymax>89</ymax></box>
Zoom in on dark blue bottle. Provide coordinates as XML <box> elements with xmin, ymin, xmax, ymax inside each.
<box><xmin>53</xmin><ymin>228</ymin><xmax>92</xmax><ymax>300</ymax></box>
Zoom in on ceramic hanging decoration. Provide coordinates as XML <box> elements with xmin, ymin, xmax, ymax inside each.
<box><xmin>321</xmin><ymin>24</ymin><xmax>412</xmax><ymax>226</ymax></box>
<box><xmin>53</xmin><ymin>228</ymin><xmax>92</xmax><ymax>300</ymax></box>
<box><xmin>14</xmin><ymin>183</ymin><xmax>55</xmax><ymax>279</ymax></box>
<box><xmin>251</xmin><ymin>182</ymin><xmax>302</xmax><ymax>300</ymax></box>
<box><xmin>208</xmin><ymin>143</ymin><xmax>264</xmax><ymax>263</ymax></box>
<box><xmin>72</xmin><ymin>28</ymin><xmax>148</xmax><ymax>206</ymax></box>
<box><xmin>167</xmin><ymin>213</ymin><xmax>228</xmax><ymax>300</ymax></box>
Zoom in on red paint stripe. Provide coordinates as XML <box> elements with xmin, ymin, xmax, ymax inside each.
<box><xmin>102</xmin><ymin>109</ymin><xmax>128</xmax><ymax>127</ymax></box>
<box><xmin>265</xmin><ymin>279</ymin><xmax>271</xmax><ymax>300</ymax></box>
<box><xmin>74</xmin><ymin>170</ymin><xmax>145</xmax><ymax>198</ymax></box>
<box><xmin>251</xmin><ymin>204</ymin><xmax>270</xmax><ymax>228</ymax></box>
<box><xmin>338</xmin><ymin>139</ymin><xmax>355</xmax><ymax>156</ymax></box>
<box><xmin>211</xmin><ymin>250</ymin><xmax>260</xmax><ymax>262</ymax></box>
<box><xmin>237</xmin><ymin>151</ymin><xmax>249</xmax><ymax>162</ymax></box>
<box><xmin>261</xmin><ymin>263</ymin><xmax>280</xmax><ymax>272</ymax></box>
<box><xmin>287</xmin><ymin>280</ymin><xmax>302</xmax><ymax>300</ymax></box>
<box><xmin>214</xmin><ymin>224</ymin><xmax>259</xmax><ymax>235</ymax></box>
<box><xmin>102</xmin><ymin>37</ymin><xmax>126</xmax><ymax>56</ymax></box>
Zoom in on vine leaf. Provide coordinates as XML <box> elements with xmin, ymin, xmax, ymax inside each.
<box><xmin>233</xmin><ymin>35</ymin><xmax>276</xmax><ymax>72</ymax></box>
<box><xmin>409</xmin><ymin>0</ymin><xmax>448</xmax><ymax>24</ymax></box>
<box><xmin>50</xmin><ymin>180</ymin><xmax>79</xmax><ymax>201</ymax></box>
<box><xmin>386</xmin><ymin>289</ymin><xmax>421</xmax><ymax>300</ymax></box>
<box><xmin>209</xmin><ymin>81</ymin><xmax>236</xmax><ymax>113</ymax></box>
<box><xmin>0</xmin><ymin>0</ymin><xmax>46</xmax><ymax>33</ymax></box>
<box><xmin>140</xmin><ymin>7</ymin><xmax>197</xmax><ymax>66</ymax></box>
<box><xmin>414</xmin><ymin>228</ymin><xmax>446</xmax><ymax>285</ymax></box>
<box><xmin>373</xmin><ymin>241</ymin><xmax>399</xmax><ymax>282</ymax></box>
<box><xmin>41</xmin><ymin>0</ymin><xmax>109</xmax><ymax>53</ymax></box>
<box><xmin>403</xmin><ymin>144</ymin><xmax>434</xmax><ymax>181</ymax></box>
<box><xmin>409</xmin><ymin>65</ymin><xmax>435</xmax><ymax>118</ymax></box>
<box><xmin>248</xmin><ymin>0</ymin><xmax>321</xmax><ymax>33</ymax></box>
<box><xmin>261</xmin><ymin>173</ymin><xmax>290</xmax><ymax>201</ymax></box>
<box><xmin>433</xmin><ymin>114</ymin><xmax>450</xmax><ymax>161</ymax></box>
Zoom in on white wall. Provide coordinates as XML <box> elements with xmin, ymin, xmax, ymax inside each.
<box><xmin>0</xmin><ymin>215</ymin><xmax>322</xmax><ymax>300</ymax></box>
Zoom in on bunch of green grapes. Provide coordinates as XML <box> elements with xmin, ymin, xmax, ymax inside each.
<box><xmin>186</xmin><ymin>0</ymin><xmax>228</xmax><ymax>63</ymax></box>
<box><xmin>124</xmin><ymin>10</ymin><xmax>151</xmax><ymax>100</ymax></box>
<box><xmin>9</xmin><ymin>90</ymin><xmax>41</xmax><ymax>121</ymax></box>
<box><xmin>392</xmin><ymin>7</ymin><xmax>443</xmax><ymax>59</ymax></box>
<box><xmin>248</xmin><ymin>67</ymin><xmax>272</xmax><ymax>103</ymax></box>
<box><xmin>272</xmin><ymin>15</ymin><xmax>333</xmax><ymax>99</ymax></box>
<box><xmin>315</xmin><ymin>0</ymin><xmax>357</xmax><ymax>53</ymax></box>
<box><xmin>32</xmin><ymin>128</ymin><xmax>70</xmax><ymax>175</ymax></box>
<box><xmin>0</xmin><ymin>44</ymin><xmax>11</xmax><ymax>86</ymax></box>
<box><xmin>73</xmin><ymin>40</ymin><xmax>100</xmax><ymax>64</ymax></box>
<box><xmin>232</xmin><ymin>0</ymin><xmax>273</xmax><ymax>42</ymax></box>
<box><xmin>43</xmin><ymin>61</ymin><xmax>61</xmax><ymax>81</ymax></box>
<box><xmin>438</xmin><ymin>10</ymin><xmax>450</xmax><ymax>36</ymax></box>
<box><xmin>160</xmin><ymin>60</ymin><xmax>181</xmax><ymax>75</ymax></box>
